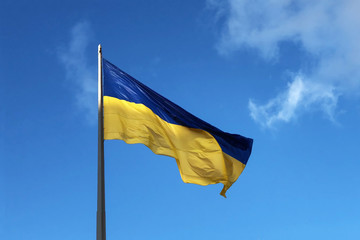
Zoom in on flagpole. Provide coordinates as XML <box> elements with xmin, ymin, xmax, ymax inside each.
<box><xmin>97</xmin><ymin>44</ymin><xmax>106</xmax><ymax>240</ymax></box>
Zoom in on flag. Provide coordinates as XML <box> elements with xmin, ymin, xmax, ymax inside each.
<box><xmin>102</xmin><ymin>58</ymin><xmax>253</xmax><ymax>197</ymax></box>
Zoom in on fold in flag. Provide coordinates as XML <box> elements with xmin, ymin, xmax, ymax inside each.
<box><xmin>103</xmin><ymin>58</ymin><xmax>253</xmax><ymax>197</ymax></box>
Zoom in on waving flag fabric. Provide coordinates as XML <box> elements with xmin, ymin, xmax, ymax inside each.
<box><xmin>103</xmin><ymin>58</ymin><xmax>253</xmax><ymax>197</ymax></box>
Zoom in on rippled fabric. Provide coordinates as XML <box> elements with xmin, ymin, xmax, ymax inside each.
<box><xmin>103</xmin><ymin>58</ymin><xmax>253</xmax><ymax>197</ymax></box>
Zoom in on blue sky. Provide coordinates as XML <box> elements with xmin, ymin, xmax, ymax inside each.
<box><xmin>1</xmin><ymin>0</ymin><xmax>360</xmax><ymax>239</ymax></box>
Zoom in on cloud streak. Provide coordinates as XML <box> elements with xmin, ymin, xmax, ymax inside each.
<box><xmin>249</xmin><ymin>76</ymin><xmax>338</xmax><ymax>128</ymax></box>
<box><xmin>209</xmin><ymin>0</ymin><xmax>360</xmax><ymax>127</ymax></box>
<box><xmin>59</xmin><ymin>21</ymin><xmax>97</xmax><ymax>123</ymax></box>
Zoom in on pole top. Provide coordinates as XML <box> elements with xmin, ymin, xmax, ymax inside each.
<box><xmin>98</xmin><ymin>44</ymin><xmax>102</xmax><ymax>53</ymax></box>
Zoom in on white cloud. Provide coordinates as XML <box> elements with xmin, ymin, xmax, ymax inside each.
<box><xmin>58</xmin><ymin>21</ymin><xmax>97</xmax><ymax>123</ymax></box>
<box><xmin>209</xmin><ymin>0</ymin><xmax>360</xmax><ymax>127</ymax></box>
<box><xmin>249</xmin><ymin>75</ymin><xmax>338</xmax><ymax>128</ymax></box>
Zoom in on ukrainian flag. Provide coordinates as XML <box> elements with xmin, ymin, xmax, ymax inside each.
<box><xmin>103</xmin><ymin>58</ymin><xmax>253</xmax><ymax>197</ymax></box>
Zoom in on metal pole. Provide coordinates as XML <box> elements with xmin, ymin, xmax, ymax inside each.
<box><xmin>97</xmin><ymin>44</ymin><xmax>106</xmax><ymax>240</ymax></box>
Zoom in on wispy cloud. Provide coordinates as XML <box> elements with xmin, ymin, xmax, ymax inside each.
<box><xmin>208</xmin><ymin>0</ymin><xmax>360</xmax><ymax>127</ymax></box>
<box><xmin>249</xmin><ymin>75</ymin><xmax>338</xmax><ymax>128</ymax></box>
<box><xmin>58</xmin><ymin>21</ymin><xmax>97</xmax><ymax>123</ymax></box>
